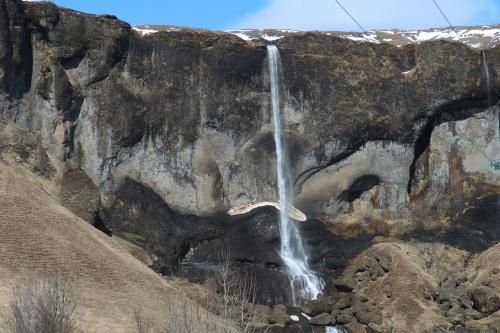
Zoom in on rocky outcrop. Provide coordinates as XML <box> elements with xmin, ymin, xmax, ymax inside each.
<box><xmin>58</xmin><ymin>169</ymin><xmax>101</xmax><ymax>223</ymax></box>
<box><xmin>0</xmin><ymin>0</ymin><xmax>30</xmax><ymax>99</ymax></box>
<box><xmin>0</xmin><ymin>0</ymin><xmax>499</xmax><ymax>328</ymax></box>
<box><xmin>2</xmin><ymin>0</ymin><xmax>497</xmax><ymax>223</ymax></box>
<box><xmin>408</xmin><ymin>107</ymin><xmax>500</xmax><ymax>248</ymax></box>
<box><xmin>319</xmin><ymin>240</ymin><xmax>500</xmax><ymax>332</ymax></box>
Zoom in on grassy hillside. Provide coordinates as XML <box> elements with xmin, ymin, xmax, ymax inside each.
<box><xmin>0</xmin><ymin>157</ymin><xmax>230</xmax><ymax>332</ymax></box>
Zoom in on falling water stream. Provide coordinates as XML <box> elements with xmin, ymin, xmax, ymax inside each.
<box><xmin>482</xmin><ymin>50</ymin><xmax>491</xmax><ymax>106</ymax></box>
<box><xmin>267</xmin><ymin>44</ymin><xmax>324</xmax><ymax>304</ymax></box>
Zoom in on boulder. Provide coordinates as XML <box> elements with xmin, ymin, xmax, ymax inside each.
<box><xmin>470</xmin><ymin>287</ymin><xmax>500</xmax><ymax>315</ymax></box>
<box><xmin>332</xmin><ymin>242</ymin><xmax>469</xmax><ymax>332</ymax></box>
<box><xmin>344</xmin><ymin>322</ymin><xmax>367</xmax><ymax>333</ymax></box>
<box><xmin>309</xmin><ymin>313</ymin><xmax>332</xmax><ymax>326</ymax></box>
<box><xmin>300</xmin><ymin>294</ymin><xmax>336</xmax><ymax>316</ymax></box>
<box><xmin>335</xmin><ymin>278</ymin><xmax>357</xmax><ymax>292</ymax></box>
<box><xmin>269</xmin><ymin>305</ymin><xmax>290</xmax><ymax>325</ymax></box>
<box><xmin>331</xmin><ymin>293</ymin><xmax>353</xmax><ymax>311</ymax></box>
<box><xmin>336</xmin><ymin>309</ymin><xmax>357</xmax><ymax>325</ymax></box>
<box><xmin>446</xmin><ymin>303</ymin><xmax>466</xmax><ymax>325</ymax></box>
<box><xmin>354</xmin><ymin>309</ymin><xmax>382</xmax><ymax>326</ymax></box>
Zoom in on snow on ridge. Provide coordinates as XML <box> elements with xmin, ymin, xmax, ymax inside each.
<box><xmin>231</xmin><ymin>33</ymin><xmax>253</xmax><ymax>41</ymax></box>
<box><xmin>129</xmin><ymin>25</ymin><xmax>500</xmax><ymax>48</ymax></box>
<box><xmin>228</xmin><ymin>26</ymin><xmax>500</xmax><ymax>48</ymax></box>
<box><xmin>341</xmin><ymin>27</ymin><xmax>500</xmax><ymax>48</ymax></box>
<box><xmin>227</xmin><ymin>30</ymin><xmax>287</xmax><ymax>42</ymax></box>
<box><xmin>132</xmin><ymin>27</ymin><xmax>158</xmax><ymax>36</ymax></box>
<box><xmin>406</xmin><ymin>28</ymin><xmax>500</xmax><ymax>47</ymax></box>
<box><xmin>132</xmin><ymin>26</ymin><xmax>180</xmax><ymax>36</ymax></box>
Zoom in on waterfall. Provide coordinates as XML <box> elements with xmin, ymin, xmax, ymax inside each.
<box><xmin>267</xmin><ymin>44</ymin><xmax>324</xmax><ymax>304</ymax></box>
<box><xmin>326</xmin><ymin>327</ymin><xmax>341</xmax><ymax>333</ymax></box>
<box><xmin>482</xmin><ymin>50</ymin><xmax>491</xmax><ymax>106</ymax></box>
<box><xmin>326</xmin><ymin>327</ymin><xmax>347</xmax><ymax>333</ymax></box>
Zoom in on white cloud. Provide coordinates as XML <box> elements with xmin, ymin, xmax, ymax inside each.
<box><xmin>234</xmin><ymin>0</ymin><xmax>500</xmax><ymax>31</ymax></box>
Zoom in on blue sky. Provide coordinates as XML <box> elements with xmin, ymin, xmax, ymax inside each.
<box><xmin>43</xmin><ymin>0</ymin><xmax>267</xmax><ymax>29</ymax></box>
<box><xmin>41</xmin><ymin>0</ymin><xmax>500</xmax><ymax>31</ymax></box>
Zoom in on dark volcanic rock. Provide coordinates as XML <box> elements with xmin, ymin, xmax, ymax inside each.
<box><xmin>470</xmin><ymin>287</ymin><xmax>500</xmax><ymax>315</ymax></box>
<box><xmin>59</xmin><ymin>169</ymin><xmax>100</xmax><ymax>224</ymax></box>
<box><xmin>102</xmin><ymin>176</ymin><xmax>286</xmax><ymax>303</ymax></box>
<box><xmin>269</xmin><ymin>304</ymin><xmax>291</xmax><ymax>325</ymax></box>
<box><xmin>102</xmin><ymin>177</ymin><xmax>219</xmax><ymax>274</ymax></box>
<box><xmin>100</xmin><ymin>174</ymin><xmax>374</xmax><ymax>304</ymax></box>
<box><xmin>6</xmin><ymin>0</ymin><xmax>499</xmax><ymax>228</ymax></box>
<box><xmin>0</xmin><ymin>123</ymin><xmax>54</xmax><ymax>177</ymax></box>
<box><xmin>1</xmin><ymin>1</ymin><xmax>500</xmax><ymax>331</ymax></box>
<box><xmin>344</xmin><ymin>322</ymin><xmax>368</xmax><ymax>333</ymax></box>
<box><xmin>1</xmin><ymin>0</ymin><xmax>499</xmax><ymax>226</ymax></box>
<box><xmin>1</xmin><ymin>1</ymin><xmax>497</xmax><ymax>260</ymax></box>
<box><xmin>0</xmin><ymin>0</ymin><xmax>31</xmax><ymax>98</ymax></box>
<box><xmin>24</xmin><ymin>1</ymin><xmax>130</xmax><ymax>86</ymax></box>
<box><xmin>336</xmin><ymin>309</ymin><xmax>357</xmax><ymax>325</ymax></box>
<box><xmin>309</xmin><ymin>312</ymin><xmax>332</xmax><ymax>326</ymax></box>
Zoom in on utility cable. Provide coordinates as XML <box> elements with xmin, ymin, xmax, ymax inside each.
<box><xmin>334</xmin><ymin>0</ymin><xmax>367</xmax><ymax>33</ymax></box>
<box><xmin>431</xmin><ymin>0</ymin><xmax>460</xmax><ymax>38</ymax></box>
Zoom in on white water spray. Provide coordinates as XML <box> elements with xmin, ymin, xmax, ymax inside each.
<box><xmin>482</xmin><ymin>50</ymin><xmax>491</xmax><ymax>106</ymax></box>
<box><xmin>267</xmin><ymin>44</ymin><xmax>324</xmax><ymax>304</ymax></box>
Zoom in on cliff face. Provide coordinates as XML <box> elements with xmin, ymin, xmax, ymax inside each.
<box><xmin>1</xmin><ymin>0</ymin><xmax>499</xmax><ymax>321</ymax></box>
<box><xmin>4</xmin><ymin>0</ymin><xmax>497</xmax><ymax>219</ymax></box>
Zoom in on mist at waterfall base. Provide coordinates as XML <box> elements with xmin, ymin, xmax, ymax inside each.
<box><xmin>267</xmin><ymin>44</ymin><xmax>325</xmax><ymax>305</ymax></box>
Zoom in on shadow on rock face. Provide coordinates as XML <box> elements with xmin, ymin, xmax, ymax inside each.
<box><xmin>102</xmin><ymin>177</ymin><xmax>220</xmax><ymax>274</ymax></box>
<box><xmin>102</xmin><ymin>179</ymin><xmax>293</xmax><ymax>304</ymax></box>
<box><xmin>100</xmin><ymin>177</ymin><xmax>376</xmax><ymax>305</ymax></box>
<box><xmin>340</xmin><ymin>175</ymin><xmax>381</xmax><ymax>203</ymax></box>
<box><xmin>300</xmin><ymin>220</ymin><xmax>374</xmax><ymax>292</ymax></box>
<box><xmin>404</xmin><ymin>183</ymin><xmax>500</xmax><ymax>253</ymax></box>
<box><xmin>59</xmin><ymin>169</ymin><xmax>101</xmax><ymax>224</ymax></box>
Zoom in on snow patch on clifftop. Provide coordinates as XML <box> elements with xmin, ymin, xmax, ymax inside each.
<box><xmin>340</xmin><ymin>26</ymin><xmax>500</xmax><ymax>48</ymax></box>
<box><xmin>132</xmin><ymin>26</ymin><xmax>180</xmax><ymax>35</ymax></box>
<box><xmin>133</xmin><ymin>27</ymin><xmax>158</xmax><ymax>36</ymax></box>
<box><xmin>132</xmin><ymin>24</ymin><xmax>500</xmax><ymax>48</ymax></box>
<box><xmin>227</xmin><ymin>25</ymin><xmax>500</xmax><ymax>48</ymax></box>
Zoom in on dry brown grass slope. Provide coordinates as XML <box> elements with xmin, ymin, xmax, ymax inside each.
<box><xmin>0</xmin><ymin>159</ymin><xmax>231</xmax><ymax>333</ymax></box>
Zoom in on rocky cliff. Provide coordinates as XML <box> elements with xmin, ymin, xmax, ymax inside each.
<box><xmin>1</xmin><ymin>0</ymin><xmax>499</xmax><ymax>331</ymax></box>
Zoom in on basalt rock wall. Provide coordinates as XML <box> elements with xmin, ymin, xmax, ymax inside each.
<box><xmin>1</xmin><ymin>0</ymin><xmax>498</xmax><ymax>220</ymax></box>
<box><xmin>1</xmin><ymin>0</ymin><xmax>499</xmax><ymax>307</ymax></box>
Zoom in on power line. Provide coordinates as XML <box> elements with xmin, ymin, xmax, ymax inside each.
<box><xmin>334</xmin><ymin>0</ymin><xmax>366</xmax><ymax>33</ymax></box>
<box><xmin>431</xmin><ymin>0</ymin><xmax>459</xmax><ymax>38</ymax></box>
